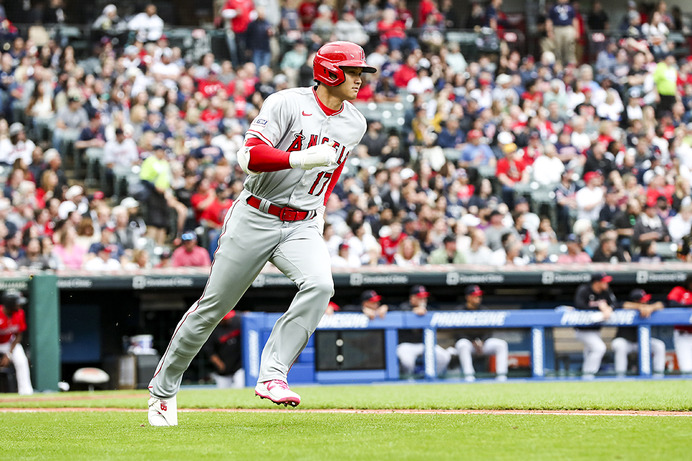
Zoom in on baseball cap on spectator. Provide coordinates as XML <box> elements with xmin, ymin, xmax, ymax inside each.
<box><xmin>461</xmin><ymin>213</ymin><xmax>481</xmax><ymax>227</ymax></box>
<box><xmin>384</xmin><ymin>157</ymin><xmax>404</xmax><ymax>169</ymax></box>
<box><xmin>410</xmin><ymin>285</ymin><xmax>430</xmax><ymax>298</ymax></box>
<box><xmin>465</xmin><ymin>284</ymin><xmax>483</xmax><ymax>296</ymax></box>
<box><xmin>592</xmin><ymin>272</ymin><xmax>612</xmax><ymax>283</ymax></box>
<box><xmin>65</xmin><ymin>185</ymin><xmax>83</xmax><ymax>200</ymax></box>
<box><xmin>630</xmin><ymin>288</ymin><xmax>651</xmax><ymax>303</ymax></box>
<box><xmin>9</xmin><ymin>123</ymin><xmax>24</xmax><ymax>136</ymax></box>
<box><xmin>92</xmin><ymin>191</ymin><xmax>105</xmax><ymax>201</ymax></box>
<box><xmin>44</xmin><ymin>148</ymin><xmax>60</xmax><ymax>163</ymax></box>
<box><xmin>628</xmin><ymin>87</ymin><xmax>642</xmax><ymax>98</ymax></box>
<box><xmin>94</xmin><ymin>243</ymin><xmax>114</xmax><ymax>254</ymax></box>
<box><xmin>120</xmin><ymin>197</ymin><xmax>139</xmax><ymax>209</ymax></box>
<box><xmin>529</xmin><ymin>130</ymin><xmax>541</xmax><ymax>139</ymax></box>
<box><xmin>115</xmin><ymin>128</ymin><xmax>124</xmax><ymax>136</ymax></box>
<box><xmin>502</xmin><ymin>143</ymin><xmax>518</xmax><ymax>154</ymax></box>
<box><xmin>467</xmin><ymin>129</ymin><xmax>482</xmax><ymax>140</ymax></box>
<box><xmin>361</xmin><ymin>289</ymin><xmax>381</xmax><ymax>303</ymax></box>
<box><xmin>583</xmin><ymin>171</ymin><xmax>601</xmax><ymax>183</ymax></box>
<box><xmin>566</xmin><ymin>233</ymin><xmax>579</xmax><ymax>243</ymax></box>
<box><xmin>497</xmin><ymin>131</ymin><xmax>513</xmax><ymax>145</ymax></box>
<box><xmin>338</xmin><ymin>242</ymin><xmax>349</xmax><ymax>251</ymax></box>
<box><xmin>496</xmin><ymin>74</ymin><xmax>512</xmax><ymax>85</ymax></box>
<box><xmin>181</xmin><ymin>231</ymin><xmax>197</xmax><ymax>242</ymax></box>
<box><xmin>68</xmin><ymin>94</ymin><xmax>81</xmax><ymax>103</ymax></box>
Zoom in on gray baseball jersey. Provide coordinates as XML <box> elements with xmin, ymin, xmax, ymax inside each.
<box><xmin>245</xmin><ymin>87</ymin><xmax>366</xmax><ymax>208</ymax></box>
<box><xmin>149</xmin><ymin>86</ymin><xmax>367</xmax><ymax>399</ymax></box>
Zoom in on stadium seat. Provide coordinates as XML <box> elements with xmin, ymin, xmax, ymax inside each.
<box><xmin>654</xmin><ymin>242</ymin><xmax>679</xmax><ymax>261</ymax></box>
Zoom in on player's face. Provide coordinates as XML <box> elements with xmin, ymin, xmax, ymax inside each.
<box><xmin>334</xmin><ymin>67</ymin><xmax>364</xmax><ymax>101</ymax></box>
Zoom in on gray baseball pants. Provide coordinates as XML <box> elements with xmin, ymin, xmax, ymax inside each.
<box><xmin>149</xmin><ymin>190</ymin><xmax>333</xmax><ymax>399</ymax></box>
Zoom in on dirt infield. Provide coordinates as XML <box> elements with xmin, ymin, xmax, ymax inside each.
<box><xmin>0</xmin><ymin>407</ymin><xmax>690</xmax><ymax>416</ymax></box>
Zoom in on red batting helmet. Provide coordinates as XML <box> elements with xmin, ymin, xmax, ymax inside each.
<box><xmin>313</xmin><ymin>41</ymin><xmax>377</xmax><ymax>86</ymax></box>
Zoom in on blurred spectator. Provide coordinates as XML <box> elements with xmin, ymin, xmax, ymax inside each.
<box><xmin>246</xmin><ymin>7</ymin><xmax>274</xmax><ymax>70</ymax></box>
<box><xmin>453</xmin><ymin>285</ymin><xmax>508</xmax><ymax>382</ymax></box>
<box><xmin>396</xmin><ymin>285</ymin><xmax>452</xmax><ymax>378</ymax></box>
<box><xmin>221</xmin><ymin>0</ymin><xmax>256</xmax><ymax>65</ymax></box>
<box><xmin>335</xmin><ymin>9</ymin><xmax>369</xmax><ymax>46</ymax></box>
<box><xmin>428</xmin><ymin>233</ymin><xmax>465</xmax><ymax>264</ymax></box>
<box><xmin>171</xmin><ymin>231</ymin><xmax>211</xmax><ymax>267</ymax></box>
<box><xmin>612</xmin><ymin>289</ymin><xmax>665</xmax><ymax>377</ymax></box>
<box><xmin>83</xmin><ymin>243</ymin><xmax>121</xmax><ymax>271</ymax></box>
<box><xmin>52</xmin><ymin>222</ymin><xmax>86</xmax><ymax>270</ymax></box>
<box><xmin>557</xmin><ymin>233</ymin><xmax>592</xmax><ymax>264</ymax></box>
<box><xmin>496</xmin><ymin>143</ymin><xmax>529</xmax><ymax>208</ymax></box>
<box><xmin>572</xmin><ymin>272</ymin><xmax>615</xmax><ymax>379</ymax></box>
<box><xmin>575</xmin><ymin>171</ymin><xmax>605</xmax><ymax>222</ymax></box>
<box><xmin>53</xmin><ymin>95</ymin><xmax>88</xmax><ymax>157</ymax></box>
<box><xmin>666</xmin><ymin>274</ymin><xmax>692</xmax><ymax>374</ymax></box>
<box><xmin>128</xmin><ymin>3</ymin><xmax>164</xmax><ymax>43</ymax></box>
<box><xmin>591</xmin><ymin>230</ymin><xmax>630</xmax><ymax>263</ymax></box>
<box><xmin>139</xmin><ymin>142</ymin><xmax>173</xmax><ymax>245</ymax></box>
<box><xmin>632</xmin><ymin>200</ymin><xmax>671</xmax><ymax>254</ymax></box>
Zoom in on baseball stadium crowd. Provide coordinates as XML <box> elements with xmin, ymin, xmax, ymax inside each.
<box><xmin>2</xmin><ymin>1</ymin><xmax>692</xmax><ymax>272</ymax></box>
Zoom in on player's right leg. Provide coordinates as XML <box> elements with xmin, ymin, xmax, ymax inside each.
<box><xmin>148</xmin><ymin>199</ymin><xmax>280</xmax><ymax>424</ymax></box>
<box><xmin>575</xmin><ymin>330</ymin><xmax>606</xmax><ymax>377</ymax></box>
<box><xmin>483</xmin><ymin>338</ymin><xmax>509</xmax><ymax>381</ymax></box>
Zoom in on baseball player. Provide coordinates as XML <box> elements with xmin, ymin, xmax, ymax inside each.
<box><xmin>148</xmin><ymin>41</ymin><xmax>376</xmax><ymax>426</ymax></box>
<box><xmin>611</xmin><ymin>289</ymin><xmax>666</xmax><ymax>377</ymax></box>
<box><xmin>572</xmin><ymin>272</ymin><xmax>616</xmax><ymax>379</ymax></box>
<box><xmin>0</xmin><ymin>290</ymin><xmax>34</xmax><ymax>395</ymax></box>
<box><xmin>454</xmin><ymin>285</ymin><xmax>508</xmax><ymax>382</ymax></box>
<box><xmin>396</xmin><ymin>285</ymin><xmax>452</xmax><ymax>378</ymax></box>
<box><xmin>666</xmin><ymin>274</ymin><xmax>692</xmax><ymax>374</ymax></box>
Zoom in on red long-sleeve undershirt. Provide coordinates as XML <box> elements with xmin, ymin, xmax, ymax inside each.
<box><xmin>246</xmin><ymin>89</ymin><xmax>343</xmax><ymax>205</ymax></box>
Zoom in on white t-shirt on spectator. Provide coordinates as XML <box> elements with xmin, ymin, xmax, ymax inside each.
<box><xmin>532</xmin><ymin>155</ymin><xmax>564</xmax><ymax>186</ymax></box>
<box><xmin>668</xmin><ymin>213</ymin><xmax>692</xmax><ymax>245</ymax></box>
<box><xmin>128</xmin><ymin>12</ymin><xmax>164</xmax><ymax>42</ymax></box>
<box><xmin>575</xmin><ymin>185</ymin><xmax>604</xmax><ymax>222</ymax></box>
<box><xmin>103</xmin><ymin>138</ymin><xmax>139</xmax><ymax>170</ymax></box>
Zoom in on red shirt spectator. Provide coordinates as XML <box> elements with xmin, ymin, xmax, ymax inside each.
<box><xmin>379</xmin><ymin>223</ymin><xmax>406</xmax><ymax>264</ymax></box>
<box><xmin>190</xmin><ymin>179</ymin><xmax>232</xmax><ymax>228</ymax></box>
<box><xmin>198</xmin><ymin>73</ymin><xmax>225</xmax><ymax>98</ymax></box>
<box><xmin>298</xmin><ymin>0</ymin><xmax>318</xmax><ymax>29</ymax></box>
<box><xmin>222</xmin><ymin>0</ymin><xmax>255</xmax><ymax>34</ymax></box>
<box><xmin>171</xmin><ymin>232</ymin><xmax>212</xmax><ymax>267</ymax></box>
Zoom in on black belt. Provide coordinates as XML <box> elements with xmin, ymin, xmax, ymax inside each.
<box><xmin>246</xmin><ymin>195</ymin><xmax>315</xmax><ymax>222</ymax></box>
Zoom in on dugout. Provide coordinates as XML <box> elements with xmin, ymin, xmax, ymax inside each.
<box><xmin>4</xmin><ymin>263</ymin><xmax>692</xmax><ymax>391</ymax></box>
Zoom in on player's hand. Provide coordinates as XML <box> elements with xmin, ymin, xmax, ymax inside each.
<box><xmin>0</xmin><ymin>354</ymin><xmax>9</xmax><ymax>367</ymax></box>
<box><xmin>289</xmin><ymin>143</ymin><xmax>337</xmax><ymax>170</ymax></box>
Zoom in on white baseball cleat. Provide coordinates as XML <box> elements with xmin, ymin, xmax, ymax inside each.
<box><xmin>255</xmin><ymin>379</ymin><xmax>301</xmax><ymax>407</ymax></box>
<box><xmin>148</xmin><ymin>395</ymin><xmax>178</xmax><ymax>426</ymax></box>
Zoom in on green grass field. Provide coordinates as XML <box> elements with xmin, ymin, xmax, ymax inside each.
<box><xmin>2</xmin><ymin>380</ymin><xmax>691</xmax><ymax>460</ymax></box>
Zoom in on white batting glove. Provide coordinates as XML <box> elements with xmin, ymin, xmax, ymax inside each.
<box><xmin>289</xmin><ymin>143</ymin><xmax>337</xmax><ymax>170</ymax></box>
